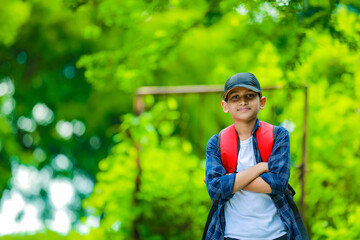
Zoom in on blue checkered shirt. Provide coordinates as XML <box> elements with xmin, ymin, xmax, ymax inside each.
<box><xmin>205</xmin><ymin>120</ymin><xmax>302</xmax><ymax>240</ymax></box>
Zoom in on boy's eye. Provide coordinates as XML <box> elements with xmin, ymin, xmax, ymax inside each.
<box><xmin>228</xmin><ymin>92</ymin><xmax>256</xmax><ymax>101</ymax></box>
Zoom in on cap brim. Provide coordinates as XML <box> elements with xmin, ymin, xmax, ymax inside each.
<box><xmin>221</xmin><ymin>84</ymin><xmax>261</xmax><ymax>99</ymax></box>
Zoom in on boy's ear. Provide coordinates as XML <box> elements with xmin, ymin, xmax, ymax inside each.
<box><xmin>221</xmin><ymin>100</ymin><xmax>229</xmax><ymax>113</ymax></box>
<box><xmin>260</xmin><ymin>96</ymin><xmax>266</xmax><ymax>110</ymax></box>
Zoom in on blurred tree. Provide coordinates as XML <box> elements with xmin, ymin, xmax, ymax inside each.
<box><xmin>0</xmin><ymin>0</ymin><xmax>134</xmax><ymax>233</ymax></box>
<box><xmin>84</xmin><ymin>99</ymin><xmax>208</xmax><ymax>239</ymax></box>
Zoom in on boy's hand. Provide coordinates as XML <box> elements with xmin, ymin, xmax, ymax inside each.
<box><xmin>259</xmin><ymin>162</ymin><xmax>269</xmax><ymax>173</ymax></box>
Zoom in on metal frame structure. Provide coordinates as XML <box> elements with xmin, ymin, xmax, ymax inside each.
<box><xmin>134</xmin><ymin>84</ymin><xmax>308</xmax><ymax>227</ymax></box>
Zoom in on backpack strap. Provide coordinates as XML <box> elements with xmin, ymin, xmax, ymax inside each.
<box><xmin>255</xmin><ymin>121</ymin><xmax>274</xmax><ymax>162</ymax></box>
<box><xmin>285</xmin><ymin>186</ymin><xmax>310</xmax><ymax>240</ymax></box>
<box><xmin>219</xmin><ymin>125</ymin><xmax>238</xmax><ymax>173</ymax></box>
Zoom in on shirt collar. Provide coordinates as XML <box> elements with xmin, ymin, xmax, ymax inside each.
<box><xmin>252</xmin><ymin>118</ymin><xmax>261</xmax><ymax>135</ymax></box>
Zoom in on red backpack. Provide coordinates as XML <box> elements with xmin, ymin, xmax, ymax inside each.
<box><xmin>219</xmin><ymin>121</ymin><xmax>274</xmax><ymax>171</ymax></box>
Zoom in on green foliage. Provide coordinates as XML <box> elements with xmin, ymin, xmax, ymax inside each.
<box><xmin>281</xmin><ymin>6</ymin><xmax>360</xmax><ymax>239</ymax></box>
<box><xmin>84</xmin><ymin>99</ymin><xmax>208</xmax><ymax>239</ymax></box>
<box><xmin>1</xmin><ymin>0</ymin><xmax>360</xmax><ymax>239</ymax></box>
<box><xmin>0</xmin><ymin>0</ymin><xmax>30</xmax><ymax>46</ymax></box>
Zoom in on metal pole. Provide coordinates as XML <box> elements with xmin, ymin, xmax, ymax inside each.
<box><xmin>300</xmin><ymin>85</ymin><xmax>308</xmax><ymax>225</ymax></box>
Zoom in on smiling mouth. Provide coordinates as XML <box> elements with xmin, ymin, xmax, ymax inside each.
<box><xmin>238</xmin><ymin>108</ymin><xmax>250</xmax><ymax>112</ymax></box>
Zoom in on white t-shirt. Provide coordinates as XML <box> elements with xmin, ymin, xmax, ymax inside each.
<box><xmin>224</xmin><ymin>136</ymin><xmax>286</xmax><ymax>240</ymax></box>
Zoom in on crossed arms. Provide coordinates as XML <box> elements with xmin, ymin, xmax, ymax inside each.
<box><xmin>205</xmin><ymin>127</ymin><xmax>290</xmax><ymax>200</ymax></box>
<box><xmin>204</xmin><ymin>160</ymin><xmax>271</xmax><ymax>194</ymax></box>
<box><xmin>232</xmin><ymin>163</ymin><xmax>271</xmax><ymax>193</ymax></box>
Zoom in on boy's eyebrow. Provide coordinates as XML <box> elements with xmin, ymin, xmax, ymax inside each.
<box><xmin>229</xmin><ymin>90</ymin><xmax>256</xmax><ymax>96</ymax></box>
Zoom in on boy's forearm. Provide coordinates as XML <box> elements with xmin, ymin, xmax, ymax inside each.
<box><xmin>243</xmin><ymin>177</ymin><xmax>271</xmax><ymax>193</ymax></box>
<box><xmin>232</xmin><ymin>162</ymin><xmax>268</xmax><ymax>193</ymax></box>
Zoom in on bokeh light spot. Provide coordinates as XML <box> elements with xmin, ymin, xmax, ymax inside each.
<box><xmin>89</xmin><ymin>136</ymin><xmax>101</xmax><ymax>150</ymax></box>
<box><xmin>17</xmin><ymin>116</ymin><xmax>37</xmax><ymax>133</ymax></box>
<box><xmin>49</xmin><ymin>178</ymin><xmax>75</xmax><ymax>209</ymax></box>
<box><xmin>0</xmin><ymin>77</ymin><xmax>15</xmax><ymax>97</ymax></box>
<box><xmin>32</xmin><ymin>103</ymin><xmax>54</xmax><ymax>126</ymax></box>
<box><xmin>63</xmin><ymin>65</ymin><xmax>76</xmax><ymax>79</ymax></box>
<box><xmin>22</xmin><ymin>134</ymin><xmax>33</xmax><ymax>148</ymax></box>
<box><xmin>17</xmin><ymin>51</ymin><xmax>27</xmax><ymax>65</ymax></box>
<box><xmin>33</xmin><ymin>148</ymin><xmax>47</xmax><ymax>162</ymax></box>
<box><xmin>72</xmin><ymin>171</ymin><xmax>94</xmax><ymax>195</ymax></box>
<box><xmin>56</xmin><ymin>121</ymin><xmax>73</xmax><ymax>139</ymax></box>
<box><xmin>11</xmin><ymin>165</ymin><xmax>42</xmax><ymax>195</ymax></box>
<box><xmin>1</xmin><ymin>97</ymin><xmax>16</xmax><ymax>115</ymax></box>
<box><xmin>47</xmin><ymin>210</ymin><xmax>71</xmax><ymax>234</ymax></box>
<box><xmin>281</xmin><ymin>120</ymin><xmax>296</xmax><ymax>133</ymax></box>
<box><xmin>72</xmin><ymin>120</ymin><xmax>86</xmax><ymax>136</ymax></box>
<box><xmin>52</xmin><ymin>154</ymin><xmax>73</xmax><ymax>171</ymax></box>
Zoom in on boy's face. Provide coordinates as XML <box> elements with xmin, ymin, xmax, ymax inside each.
<box><xmin>221</xmin><ymin>87</ymin><xmax>266</xmax><ymax>123</ymax></box>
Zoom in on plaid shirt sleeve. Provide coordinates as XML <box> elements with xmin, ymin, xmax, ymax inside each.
<box><xmin>260</xmin><ymin>126</ymin><xmax>290</xmax><ymax>195</ymax></box>
<box><xmin>205</xmin><ymin>134</ymin><xmax>236</xmax><ymax>201</ymax></box>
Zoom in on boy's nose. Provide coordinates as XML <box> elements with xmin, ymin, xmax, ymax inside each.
<box><xmin>239</xmin><ymin>98</ymin><xmax>248</xmax><ymax>104</ymax></box>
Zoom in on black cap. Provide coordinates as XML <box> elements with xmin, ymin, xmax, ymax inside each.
<box><xmin>221</xmin><ymin>72</ymin><xmax>261</xmax><ymax>99</ymax></box>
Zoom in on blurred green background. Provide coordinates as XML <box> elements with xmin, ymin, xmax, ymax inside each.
<box><xmin>0</xmin><ymin>0</ymin><xmax>360</xmax><ymax>239</ymax></box>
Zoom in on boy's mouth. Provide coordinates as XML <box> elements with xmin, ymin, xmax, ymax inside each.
<box><xmin>237</xmin><ymin>108</ymin><xmax>251</xmax><ymax>112</ymax></box>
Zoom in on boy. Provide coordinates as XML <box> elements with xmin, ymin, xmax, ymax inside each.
<box><xmin>204</xmin><ymin>73</ymin><xmax>302</xmax><ymax>240</ymax></box>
